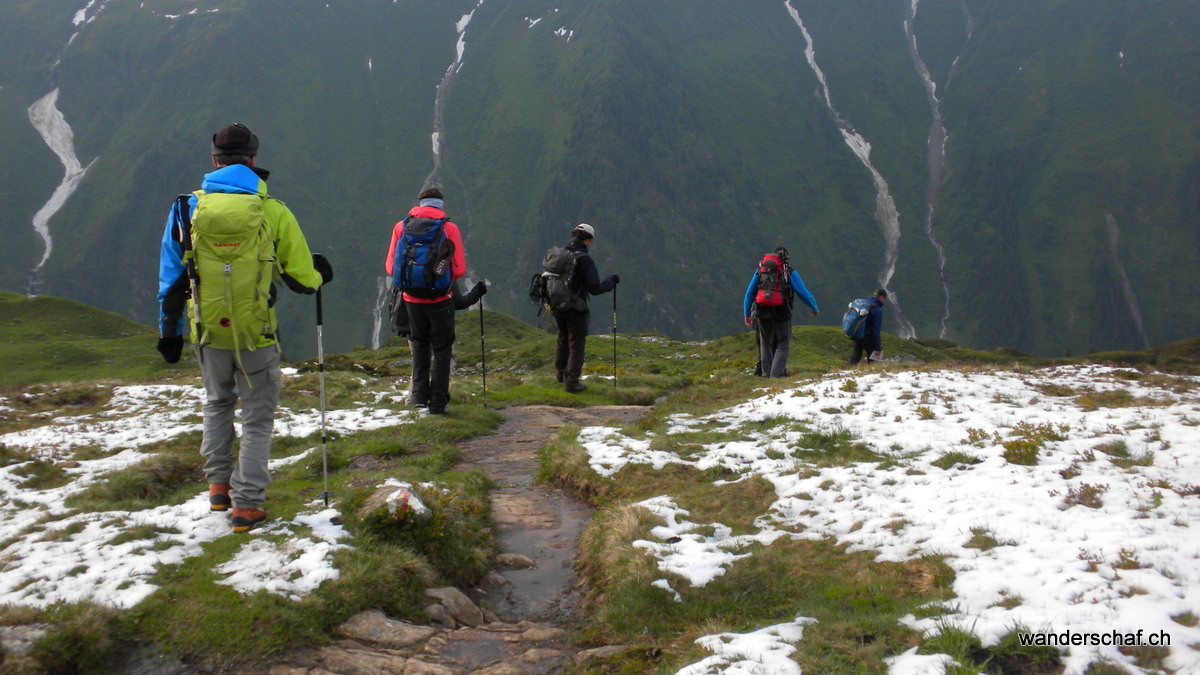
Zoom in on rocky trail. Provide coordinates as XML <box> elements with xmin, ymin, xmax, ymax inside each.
<box><xmin>260</xmin><ymin>404</ymin><xmax>648</xmax><ymax>675</ymax></box>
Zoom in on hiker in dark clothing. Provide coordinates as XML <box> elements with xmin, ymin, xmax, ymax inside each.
<box><xmin>742</xmin><ymin>247</ymin><xmax>819</xmax><ymax>378</ymax></box>
<box><xmin>553</xmin><ymin>223</ymin><xmax>618</xmax><ymax>393</ymax></box>
<box><xmin>847</xmin><ymin>289</ymin><xmax>887</xmax><ymax>365</ymax></box>
<box><xmin>392</xmin><ymin>278</ymin><xmax>488</xmax><ymax>339</ymax></box>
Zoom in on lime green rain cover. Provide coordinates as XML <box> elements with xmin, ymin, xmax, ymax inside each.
<box><xmin>187</xmin><ymin>191</ymin><xmax>277</xmax><ymax>351</ymax></box>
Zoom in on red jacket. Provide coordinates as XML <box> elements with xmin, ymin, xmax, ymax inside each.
<box><xmin>385</xmin><ymin>205</ymin><xmax>467</xmax><ymax>303</ymax></box>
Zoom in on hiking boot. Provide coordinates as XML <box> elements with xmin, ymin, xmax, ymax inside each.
<box><xmin>408</xmin><ymin>397</ymin><xmax>429</xmax><ymax>408</ymax></box>
<box><xmin>428</xmin><ymin>406</ymin><xmax>448</xmax><ymax>415</ymax></box>
<box><xmin>209</xmin><ymin>483</ymin><xmax>231</xmax><ymax>512</ymax></box>
<box><xmin>555</xmin><ymin>371</ymin><xmax>565</xmax><ymax>383</ymax></box>
<box><xmin>230</xmin><ymin>508</ymin><xmax>267</xmax><ymax>533</ymax></box>
<box><xmin>565</xmin><ymin>382</ymin><xmax>587</xmax><ymax>393</ymax></box>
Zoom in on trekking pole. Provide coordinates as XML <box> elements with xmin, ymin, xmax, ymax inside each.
<box><xmin>612</xmin><ymin>284</ymin><xmax>618</xmax><ymax>386</ymax></box>
<box><xmin>316</xmin><ymin>288</ymin><xmax>331</xmax><ymax>508</ymax></box>
<box><xmin>478</xmin><ymin>299</ymin><xmax>487</xmax><ymax>406</ymax></box>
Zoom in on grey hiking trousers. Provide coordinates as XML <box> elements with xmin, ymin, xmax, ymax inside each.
<box><xmin>198</xmin><ymin>345</ymin><xmax>281</xmax><ymax>509</ymax></box>
<box><xmin>756</xmin><ymin>316</ymin><xmax>792</xmax><ymax>378</ymax></box>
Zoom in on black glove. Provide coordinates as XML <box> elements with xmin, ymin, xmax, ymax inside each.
<box><xmin>157</xmin><ymin>336</ymin><xmax>184</xmax><ymax>364</ymax></box>
<box><xmin>312</xmin><ymin>253</ymin><xmax>334</xmax><ymax>284</ymax></box>
<box><xmin>472</xmin><ymin>281</ymin><xmax>488</xmax><ymax>297</ymax></box>
<box><xmin>610</xmin><ymin>274</ymin><xmax>620</xmax><ymax>286</ymax></box>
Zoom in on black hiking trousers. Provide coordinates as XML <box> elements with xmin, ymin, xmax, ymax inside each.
<box><xmin>553</xmin><ymin>310</ymin><xmax>589</xmax><ymax>386</ymax></box>
<box><xmin>847</xmin><ymin>337</ymin><xmax>875</xmax><ymax>365</ymax></box>
<box><xmin>408</xmin><ymin>298</ymin><xmax>455</xmax><ymax>412</ymax></box>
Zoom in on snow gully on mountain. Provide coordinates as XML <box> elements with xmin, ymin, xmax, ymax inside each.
<box><xmin>1105</xmin><ymin>213</ymin><xmax>1151</xmax><ymax>349</ymax></box>
<box><xmin>784</xmin><ymin>0</ymin><xmax>915</xmax><ymax>338</ymax></box>
<box><xmin>427</xmin><ymin>0</ymin><xmax>487</xmax><ymax>188</ymax></box>
<box><xmin>25</xmin><ymin>0</ymin><xmax>110</xmax><ymax>295</ymax></box>
<box><xmin>26</xmin><ymin>92</ymin><xmax>96</xmax><ymax>296</ymax></box>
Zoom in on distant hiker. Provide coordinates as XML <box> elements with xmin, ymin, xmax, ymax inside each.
<box><xmin>742</xmin><ymin>247</ymin><xmax>819</xmax><ymax>378</ymax></box>
<box><xmin>384</xmin><ymin>187</ymin><xmax>468</xmax><ymax>414</ymax></box>
<box><xmin>846</xmin><ymin>288</ymin><xmax>888</xmax><ymax>365</ymax></box>
<box><xmin>547</xmin><ymin>223</ymin><xmax>618</xmax><ymax>393</ymax></box>
<box><xmin>156</xmin><ymin>123</ymin><xmax>333</xmax><ymax>534</ymax></box>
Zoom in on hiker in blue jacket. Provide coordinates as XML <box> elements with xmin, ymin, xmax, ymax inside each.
<box><xmin>156</xmin><ymin>123</ymin><xmax>332</xmax><ymax>534</ymax></box>
<box><xmin>847</xmin><ymin>289</ymin><xmax>887</xmax><ymax>365</ymax></box>
<box><xmin>742</xmin><ymin>247</ymin><xmax>819</xmax><ymax>378</ymax></box>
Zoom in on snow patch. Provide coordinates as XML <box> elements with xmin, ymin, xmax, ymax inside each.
<box><xmin>675</xmin><ymin>616</ymin><xmax>818</xmax><ymax>675</ymax></box>
<box><xmin>581</xmin><ymin>365</ymin><xmax>1200</xmax><ymax>672</ymax></box>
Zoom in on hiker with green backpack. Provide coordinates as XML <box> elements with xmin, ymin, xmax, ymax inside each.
<box><xmin>156</xmin><ymin>123</ymin><xmax>333</xmax><ymax>533</ymax></box>
<box><xmin>742</xmin><ymin>246</ymin><xmax>819</xmax><ymax>378</ymax></box>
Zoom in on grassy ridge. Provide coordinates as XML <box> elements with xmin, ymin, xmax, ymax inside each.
<box><xmin>0</xmin><ymin>291</ymin><xmax>181</xmax><ymax>386</ymax></box>
<box><xmin>2</xmin><ymin>290</ymin><xmax>1196</xmax><ymax>389</ymax></box>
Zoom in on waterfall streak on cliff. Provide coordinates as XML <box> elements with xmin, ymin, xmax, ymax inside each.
<box><xmin>372</xmin><ymin>276</ymin><xmax>394</xmax><ymax>350</ymax></box>
<box><xmin>904</xmin><ymin>0</ymin><xmax>952</xmax><ymax>337</ymax></box>
<box><xmin>785</xmin><ymin>1</ymin><xmax>914</xmax><ymax>337</ymax></box>
<box><xmin>427</xmin><ymin>0</ymin><xmax>486</xmax><ymax>187</ymax></box>
<box><xmin>1105</xmin><ymin>214</ymin><xmax>1150</xmax><ymax>349</ymax></box>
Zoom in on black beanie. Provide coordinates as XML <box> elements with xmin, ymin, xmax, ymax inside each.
<box><xmin>211</xmin><ymin>123</ymin><xmax>259</xmax><ymax>156</ymax></box>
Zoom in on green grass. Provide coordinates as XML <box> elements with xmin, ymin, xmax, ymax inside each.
<box><xmin>65</xmin><ymin>434</ymin><xmax>206</xmax><ymax>511</ymax></box>
<box><xmin>577</xmin><ymin>512</ymin><xmax>956</xmax><ymax>673</ymax></box>
<box><xmin>545</xmin><ymin>411</ymin><xmax>954</xmax><ymax>672</ymax></box>
<box><xmin>3</xmin><ymin>392</ymin><xmax>503</xmax><ymax>671</ymax></box>
<box><xmin>0</xmin><ymin>291</ymin><xmax>188</xmax><ymax>386</ymax></box>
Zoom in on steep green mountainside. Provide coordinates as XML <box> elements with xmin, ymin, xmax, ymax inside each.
<box><xmin>0</xmin><ymin>0</ymin><xmax>1196</xmax><ymax>359</ymax></box>
<box><xmin>0</xmin><ymin>0</ymin><xmax>475</xmax><ymax>360</ymax></box>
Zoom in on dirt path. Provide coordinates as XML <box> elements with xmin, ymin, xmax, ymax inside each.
<box><xmin>457</xmin><ymin>405</ymin><xmax>648</xmax><ymax>624</ymax></box>
<box><xmin>255</xmin><ymin>404</ymin><xmax>648</xmax><ymax>675</ymax></box>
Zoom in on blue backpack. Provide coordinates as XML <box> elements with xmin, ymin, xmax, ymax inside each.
<box><xmin>841</xmin><ymin>298</ymin><xmax>873</xmax><ymax>339</ymax></box>
<box><xmin>393</xmin><ymin>217</ymin><xmax>454</xmax><ymax>298</ymax></box>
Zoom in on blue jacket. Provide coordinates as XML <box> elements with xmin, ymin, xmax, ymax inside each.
<box><xmin>743</xmin><ymin>268</ymin><xmax>819</xmax><ymax>318</ymax></box>
<box><xmin>861</xmin><ymin>296</ymin><xmax>885</xmax><ymax>352</ymax></box>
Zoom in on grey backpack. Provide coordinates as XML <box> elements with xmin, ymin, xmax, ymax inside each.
<box><xmin>539</xmin><ymin>246</ymin><xmax>585</xmax><ymax>312</ymax></box>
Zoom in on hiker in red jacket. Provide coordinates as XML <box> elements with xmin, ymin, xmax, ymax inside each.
<box><xmin>384</xmin><ymin>187</ymin><xmax>467</xmax><ymax>414</ymax></box>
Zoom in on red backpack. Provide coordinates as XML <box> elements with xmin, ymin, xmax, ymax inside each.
<box><xmin>754</xmin><ymin>253</ymin><xmax>791</xmax><ymax>306</ymax></box>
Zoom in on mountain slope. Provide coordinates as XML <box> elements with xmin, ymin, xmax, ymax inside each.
<box><xmin>0</xmin><ymin>0</ymin><xmax>1196</xmax><ymax>358</ymax></box>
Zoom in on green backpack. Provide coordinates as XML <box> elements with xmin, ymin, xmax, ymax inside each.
<box><xmin>183</xmin><ymin>190</ymin><xmax>278</xmax><ymax>352</ymax></box>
